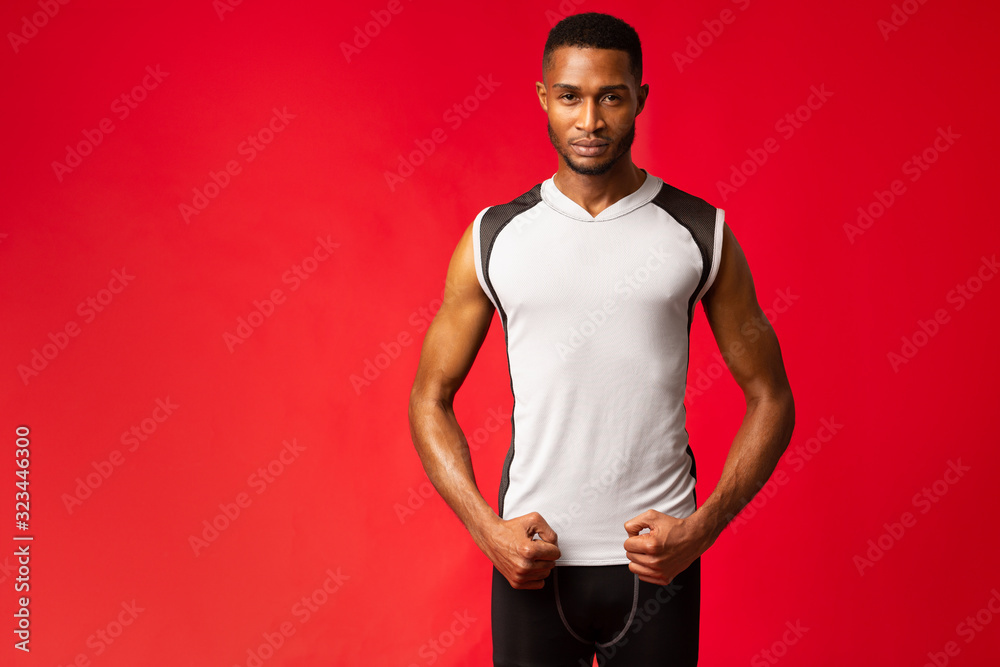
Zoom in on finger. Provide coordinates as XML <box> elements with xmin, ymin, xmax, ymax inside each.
<box><xmin>532</xmin><ymin>558</ymin><xmax>557</xmax><ymax>571</ymax></box>
<box><xmin>527</xmin><ymin>540</ymin><xmax>562</xmax><ymax>562</ymax></box>
<box><xmin>637</xmin><ymin>573</ymin><xmax>670</xmax><ymax>586</ymax></box>
<box><xmin>627</xmin><ymin>560</ymin><xmax>665</xmax><ymax>582</ymax></box>
<box><xmin>511</xmin><ymin>577</ymin><xmax>547</xmax><ymax>590</ymax></box>
<box><xmin>528</xmin><ymin>514</ymin><xmax>559</xmax><ymax>545</ymax></box>
<box><xmin>624</xmin><ymin>550</ymin><xmax>654</xmax><ymax>568</ymax></box>
<box><xmin>624</xmin><ymin>516</ymin><xmax>651</xmax><ymax>537</ymax></box>
<box><xmin>529</xmin><ymin>559</ymin><xmax>557</xmax><ymax>575</ymax></box>
<box><xmin>519</xmin><ymin>545</ymin><xmax>559</xmax><ymax>568</ymax></box>
<box><xmin>512</xmin><ymin>560</ymin><xmax>556</xmax><ymax>585</ymax></box>
<box><xmin>623</xmin><ymin>535</ymin><xmax>652</xmax><ymax>554</ymax></box>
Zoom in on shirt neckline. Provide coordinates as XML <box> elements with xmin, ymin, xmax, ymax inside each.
<box><xmin>541</xmin><ymin>169</ymin><xmax>662</xmax><ymax>222</ymax></box>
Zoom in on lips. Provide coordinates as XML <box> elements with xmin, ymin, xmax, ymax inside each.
<box><xmin>570</xmin><ymin>139</ymin><xmax>610</xmax><ymax>157</ymax></box>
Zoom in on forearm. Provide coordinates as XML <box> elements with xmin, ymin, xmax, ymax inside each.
<box><xmin>408</xmin><ymin>396</ymin><xmax>500</xmax><ymax>547</ymax></box>
<box><xmin>690</xmin><ymin>390</ymin><xmax>795</xmax><ymax>542</ymax></box>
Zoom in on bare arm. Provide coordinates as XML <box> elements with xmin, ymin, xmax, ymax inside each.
<box><xmin>408</xmin><ymin>222</ymin><xmax>498</xmax><ymax>546</ymax></box>
<box><xmin>690</xmin><ymin>221</ymin><xmax>796</xmax><ymax>542</ymax></box>
<box><xmin>408</xmin><ymin>222</ymin><xmax>560</xmax><ymax>588</ymax></box>
<box><xmin>623</xmin><ymin>221</ymin><xmax>795</xmax><ymax>584</ymax></box>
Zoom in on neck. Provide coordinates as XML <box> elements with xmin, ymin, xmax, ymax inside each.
<box><xmin>552</xmin><ymin>155</ymin><xmax>646</xmax><ymax>218</ymax></box>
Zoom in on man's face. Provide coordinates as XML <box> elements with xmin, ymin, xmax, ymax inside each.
<box><xmin>537</xmin><ymin>46</ymin><xmax>647</xmax><ymax>176</ymax></box>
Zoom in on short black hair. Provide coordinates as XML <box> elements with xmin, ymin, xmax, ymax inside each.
<box><xmin>542</xmin><ymin>12</ymin><xmax>643</xmax><ymax>85</ymax></box>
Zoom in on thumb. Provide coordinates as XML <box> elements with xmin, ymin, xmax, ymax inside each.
<box><xmin>624</xmin><ymin>515</ymin><xmax>650</xmax><ymax>537</ymax></box>
<box><xmin>528</xmin><ymin>515</ymin><xmax>559</xmax><ymax>545</ymax></box>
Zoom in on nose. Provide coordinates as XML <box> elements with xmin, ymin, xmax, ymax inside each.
<box><xmin>576</xmin><ymin>98</ymin><xmax>605</xmax><ymax>134</ymax></box>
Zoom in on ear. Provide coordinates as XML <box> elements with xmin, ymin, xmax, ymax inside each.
<box><xmin>636</xmin><ymin>83</ymin><xmax>649</xmax><ymax>116</ymax></box>
<box><xmin>535</xmin><ymin>81</ymin><xmax>549</xmax><ymax>113</ymax></box>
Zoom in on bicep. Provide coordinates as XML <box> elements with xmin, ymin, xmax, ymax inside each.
<box><xmin>701</xmin><ymin>222</ymin><xmax>790</xmax><ymax>401</ymax></box>
<box><xmin>411</xmin><ymin>222</ymin><xmax>496</xmax><ymax>404</ymax></box>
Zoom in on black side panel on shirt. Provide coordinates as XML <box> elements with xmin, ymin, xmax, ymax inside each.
<box><xmin>478</xmin><ymin>183</ymin><xmax>544</xmax><ymax>517</ymax></box>
<box><xmin>650</xmin><ymin>182</ymin><xmax>719</xmax><ymax>331</ymax></box>
<box><xmin>651</xmin><ymin>182</ymin><xmax>719</xmax><ymax>498</ymax></box>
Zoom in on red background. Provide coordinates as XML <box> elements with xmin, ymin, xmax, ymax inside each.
<box><xmin>2</xmin><ymin>0</ymin><xmax>999</xmax><ymax>665</ymax></box>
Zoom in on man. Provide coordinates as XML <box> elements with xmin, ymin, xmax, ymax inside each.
<box><xmin>408</xmin><ymin>12</ymin><xmax>794</xmax><ymax>666</ymax></box>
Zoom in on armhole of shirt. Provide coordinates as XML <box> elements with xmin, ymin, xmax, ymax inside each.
<box><xmin>471</xmin><ymin>206</ymin><xmax>498</xmax><ymax>311</ymax></box>
<box><xmin>694</xmin><ymin>207</ymin><xmax>725</xmax><ymax>304</ymax></box>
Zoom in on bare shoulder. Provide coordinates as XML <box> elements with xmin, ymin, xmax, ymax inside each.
<box><xmin>701</xmin><ymin>220</ymin><xmax>792</xmax><ymax>399</ymax></box>
<box><xmin>443</xmin><ymin>220</ymin><xmax>493</xmax><ymax>312</ymax></box>
<box><xmin>410</xmin><ymin>219</ymin><xmax>496</xmax><ymax>402</ymax></box>
<box><xmin>703</xmin><ymin>221</ymin><xmax>758</xmax><ymax>314</ymax></box>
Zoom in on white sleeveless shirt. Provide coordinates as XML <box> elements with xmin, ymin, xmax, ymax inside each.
<box><xmin>472</xmin><ymin>170</ymin><xmax>724</xmax><ymax>564</ymax></box>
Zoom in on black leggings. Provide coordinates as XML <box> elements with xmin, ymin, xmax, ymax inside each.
<box><xmin>491</xmin><ymin>558</ymin><xmax>700</xmax><ymax>666</ymax></box>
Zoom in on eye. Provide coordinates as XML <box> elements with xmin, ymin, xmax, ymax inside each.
<box><xmin>559</xmin><ymin>93</ymin><xmax>577</xmax><ymax>101</ymax></box>
<box><xmin>604</xmin><ymin>94</ymin><xmax>620</xmax><ymax>102</ymax></box>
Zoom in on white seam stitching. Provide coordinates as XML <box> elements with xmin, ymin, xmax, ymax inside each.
<box><xmin>553</xmin><ymin>568</ymin><xmax>592</xmax><ymax>645</ymax></box>
<box><xmin>596</xmin><ymin>572</ymin><xmax>639</xmax><ymax>648</ymax></box>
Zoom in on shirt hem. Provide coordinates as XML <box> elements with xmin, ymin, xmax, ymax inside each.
<box><xmin>555</xmin><ymin>558</ymin><xmax>632</xmax><ymax>566</ymax></box>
